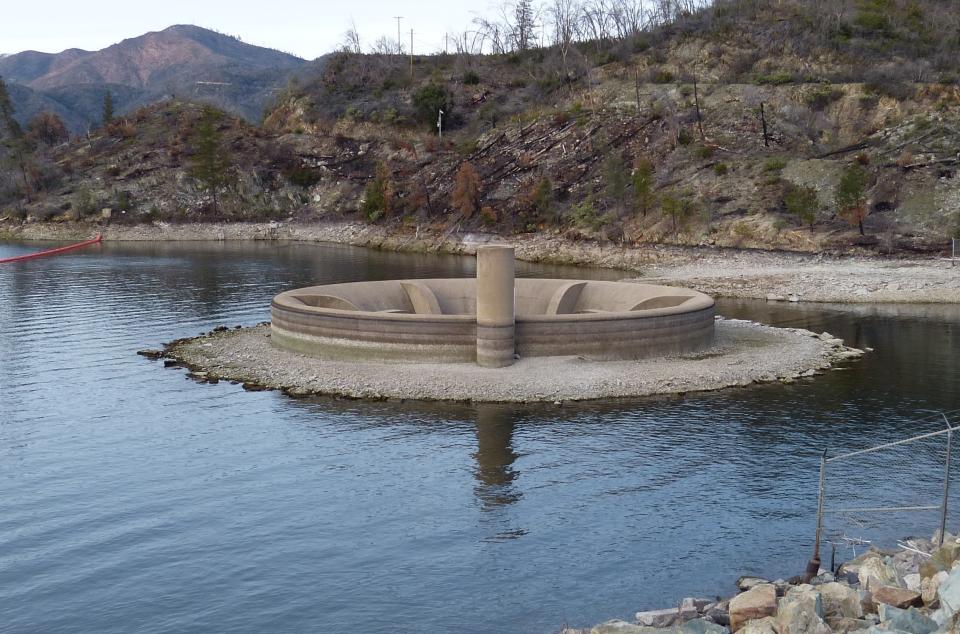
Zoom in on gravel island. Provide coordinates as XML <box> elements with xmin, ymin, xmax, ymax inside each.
<box><xmin>153</xmin><ymin>318</ymin><xmax>866</xmax><ymax>403</ymax></box>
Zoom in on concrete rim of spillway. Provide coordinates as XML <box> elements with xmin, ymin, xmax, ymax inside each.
<box><xmin>269</xmin><ymin>278</ymin><xmax>717</xmax><ymax>365</ymax></box>
<box><xmin>156</xmin><ymin>319</ymin><xmax>868</xmax><ymax>403</ymax></box>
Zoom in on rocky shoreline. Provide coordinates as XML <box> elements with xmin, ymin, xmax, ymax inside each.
<box><xmin>141</xmin><ymin>318</ymin><xmax>867</xmax><ymax>403</ymax></box>
<box><xmin>3</xmin><ymin>219</ymin><xmax>958</xmax><ymax>304</ymax></box>
<box><xmin>567</xmin><ymin>532</ymin><xmax>960</xmax><ymax>634</ymax></box>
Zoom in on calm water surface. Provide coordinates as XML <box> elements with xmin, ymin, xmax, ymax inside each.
<box><xmin>1</xmin><ymin>240</ymin><xmax>958</xmax><ymax>633</ymax></box>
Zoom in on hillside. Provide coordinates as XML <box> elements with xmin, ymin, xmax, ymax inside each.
<box><xmin>2</xmin><ymin>0</ymin><xmax>960</xmax><ymax>255</ymax></box>
<box><xmin>0</xmin><ymin>25</ymin><xmax>306</xmax><ymax>130</ymax></box>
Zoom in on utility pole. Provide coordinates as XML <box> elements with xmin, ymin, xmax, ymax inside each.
<box><xmin>410</xmin><ymin>29</ymin><xmax>414</xmax><ymax>81</ymax></box>
<box><xmin>393</xmin><ymin>16</ymin><xmax>403</xmax><ymax>54</ymax></box>
<box><xmin>445</xmin><ymin>33</ymin><xmax>448</xmax><ymax>55</ymax></box>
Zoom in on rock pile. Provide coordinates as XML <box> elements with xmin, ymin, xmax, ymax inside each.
<box><xmin>565</xmin><ymin>534</ymin><xmax>960</xmax><ymax>634</ymax></box>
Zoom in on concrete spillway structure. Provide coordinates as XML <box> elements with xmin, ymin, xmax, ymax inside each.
<box><xmin>270</xmin><ymin>246</ymin><xmax>715</xmax><ymax>365</ymax></box>
<box><xmin>476</xmin><ymin>245</ymin><xmax>516</xmax><ymax>368</ymax></box>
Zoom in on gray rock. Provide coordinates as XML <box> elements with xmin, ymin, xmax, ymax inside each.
<box><xmin>937</xmin><ymin>564</ymin><xmax>960</xmax><ymax>616</ymax></box>
<box><xmin>735</xmin><ymin>576</ymin><xmax>771</xmax><ymax>592</ymax></box>
<box><xmin>702</xmin><ymin>602</ymin><xmax>730</xmax><ymax>627</ymax></box>
<box><xmin>635</xmin><ymin>608</ymin><xmax>679</xmax><ymax>628</ymax></box>
<box><xmin>825</xmin><ymin>616</ymin><xmax>875</xmax><ymax>633</ymax></box>
<box><xmin>920</xmin><ymin>571</ymin><xmax>947</xmax><ymax>606</ymax></box>
<box><xmin>734</xmin><ymin>616</ymin><xmax>777</xmax><ymax>634</ymax></box>
<box><xmin>590</xmin><ymin>619</ymin><xmax>653</xmax><ymax>633</ymax></box>
<box><xmin>679</xmin><ymin>598</ymin><xmax>700</xmax><ymax>621</ymax></box>
<box><xmin>859</xmin><ymin>556</ymin><xmax>901</xmax><ymax>592</ymax></box>
<box><xmin>777</xmin><ymin>584</ymin><xmax>830</xmax><ymax>633</ymax></box>
<box><xmin>821</xmin><ymin>581</ymin><xmax>863</xmax><ymax>618</ymax></box>
<box><xmin>811</xmin><ymin>571</ymin><xmax>836</xmax><ymax>585</ymax></box>
<box><xmin>729</xmin><ymin>584</ymin><xmax>777</xmax><ymax>631</ymax></box>
<box><xmin>882</xmin><ymin>607</ymin><xmax>938</xmax><ymax>634</ymax></box>
<box><xmin>678</xmin><ymin>618</ymin><xmax>729</xmax><ymax>634</ymax></box>
<box><xmin>903</xmin><ymin>573</ymin><xmax>921</xmax><ymax>593</ymax></box>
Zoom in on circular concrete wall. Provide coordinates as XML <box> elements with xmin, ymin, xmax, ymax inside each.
<box><xmin>270</xmin><ymin>279</ymin><xmax>715</xmax><ymax>363</ymax></box>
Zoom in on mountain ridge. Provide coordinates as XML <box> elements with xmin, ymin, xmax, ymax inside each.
<box><xmin>0</xmin><ymin>25</ymin><xmax>306</xmax><ymax>130</ymax></box>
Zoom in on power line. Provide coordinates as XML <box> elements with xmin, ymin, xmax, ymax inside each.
<box><xmin>393</xmin><ymin>16</ymin><xmax>404</xmax><ymax>54</ymax></box>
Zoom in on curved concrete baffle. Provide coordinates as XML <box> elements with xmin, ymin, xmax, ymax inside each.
<box><xmin>475</xmin><ymin>245</ymin><xmax>516</xmax><ymax>368</ymax></box>
<box><xmin>270</xmin><ymin>254</ymin><xmax>716</xmax><ymax>365</ymax></box>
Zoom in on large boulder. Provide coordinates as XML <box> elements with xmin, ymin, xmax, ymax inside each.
<box><xmin>872</xmin><ymin>585</ymin><xmax>923</xmax><ymax>609</ymax></box>
<box><xmin>838</xmin><ymin>550</ymin><xmax>883</xmax><ymax>579</ymax></box>
<box><xmin>820</xmin><ymin>581</ymin><xmax>863</xmax><ymax>618</ymax></box>
<box><xmin>635</xmin><ymin>609</ymin><xmax>679</xmax><ymax>628</ymax></box>
<box><xmin>920</xmin><ymin>543</ymin><xmax>960</xmax><ymax>579</ymax></box>
<box><xmin>824</xmin><ymin>616</ymin><xmax>875</xmax><ymax>633</ymax></box>
<box><xmin>859</xmin><ymin>556</ymin><xmax>901</xmax><ymax>592</ymax></box>
<box><xmin>735</xmin><ymin>577</ymin><xmax>771</xmax><ymax>592</ymax></box>
<box><xmin>921</xmin><ymin>571</ymin><xmax>948</xmax><ymax>606</ymax></box>
<box><xmin>702</xmin><ymin>601</ymin><xmax>730</xmax><ymax>627</ymax></box>
<box><xmin>678</xmin><ymin>619</ymin><xmax>729</xmax><ymax>634</ymax></box>
<box><xmin>776</xmin><ymin>584</ymin><xmax>831</xmax><ymax>634</ymax></box>
<box><xmin>728</xmin><ymin>584</ymin><xmax>777</xmax><ymax>632</ymax></box>
<box><xmin>938</xmin><ymin>565</ymin><xmax>960</xmax><ymax>617</ymax></box>
<box><xmin>734</xmin><ymin>617</ymin><xmax>777</xmax><ymax>634</ymax></box>
<box><xmin>881</xmin><ymin>606</ymin><xmax>938</xmax><ymax>634</ymax></box>
<box><xmin>590</xmin><ymin>619</ymin><xmax>654</xmax><ymax>633</ymax></box>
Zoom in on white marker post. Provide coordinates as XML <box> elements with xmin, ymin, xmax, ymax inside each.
<box><xmin>437</xmin><ymin>108</ymin><xmax>444</xmax><ymax>139</ymax></box>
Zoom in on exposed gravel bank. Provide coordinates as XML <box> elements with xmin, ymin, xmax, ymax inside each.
<box><xmin>641</xmin><ymin>249</ymin><xmax>960</xmax><ymax>304</ymax></box>
<box><xmin>5</xmin><ymin>219</ymin><xmax>957</xmax><ymax>304</ymax></box>
<box><xmin>151</xmin><ymin>319</ymin><xmax>866</xmax><ymax>403</ymax></box>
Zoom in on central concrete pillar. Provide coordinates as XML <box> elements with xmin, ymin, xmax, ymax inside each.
<box><xmin>476</xmin><ymin>245</ymin><xmax>515</xmax><ymax>368</ymax></box>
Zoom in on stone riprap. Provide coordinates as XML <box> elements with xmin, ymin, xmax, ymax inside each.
<box><xmin>155</xmin><ymin>319</ymin><xmax>865</xmax><ymax>403</ymax></box>
<box><xmin>564</xmin><ymin>533</ymin><xmax>960</xmax><ymax>634</ymax></box>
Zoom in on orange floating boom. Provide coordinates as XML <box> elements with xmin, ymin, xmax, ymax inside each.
<box><xmin>0</xmin><ymin>234</ymin><xmax>102</xmax><ymax>264</ymax></box>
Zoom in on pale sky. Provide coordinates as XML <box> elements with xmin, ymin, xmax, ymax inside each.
<box><xmin>1</xmin><ymin>0</ymin><xmax>487</xmax><ymax>60</ymax></box>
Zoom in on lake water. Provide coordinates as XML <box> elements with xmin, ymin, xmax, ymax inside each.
<box><xmin>1</xmin><ymin>240</ymin><xmax>958</xmax><ymax>633</ymax></box>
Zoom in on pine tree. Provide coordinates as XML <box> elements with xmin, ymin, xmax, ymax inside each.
<box><xmin>102</xmin><ymin>91</ymin><xmax>114</xmax><ymax>126</ymax></box>
<box><xmin>836</xmin><ymin>163</ymin><xmax>869</xmax><ymax>235</ymax></box>
<box><xmin>513</xmin><ymin>0</ymin><xmax>536</xmax><ymax>51</ymax></box>
<box><xmin>190</xmin><ymin>106</ymin><xmax>233</xmax><ymax>215</ymax></box>
<box><xmin>632</xmin><ymin>158</ymin><xmax>655</xmax><ymax>217</ymax></box>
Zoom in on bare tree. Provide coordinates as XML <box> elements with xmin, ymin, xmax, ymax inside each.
<box><xmin>341</xmin><ymin>18</ymin><xmax>362</xmax><ymax>54</ymax></box>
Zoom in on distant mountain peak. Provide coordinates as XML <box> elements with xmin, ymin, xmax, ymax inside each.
<box><xmin>0</xmin><ymin>24</ymin><xmax>307</xmax><ymax>131</ymax></box>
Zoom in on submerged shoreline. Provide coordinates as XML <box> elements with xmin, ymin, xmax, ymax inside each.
<box><xmin>149</xmin><ymin>319</ymin><xmax>866</xmax><ymax>403</ymax></box>
<box><xmin>3</xmin><ymin>219</ymin><xmax>958</xmax><ymax>304</ymax></box>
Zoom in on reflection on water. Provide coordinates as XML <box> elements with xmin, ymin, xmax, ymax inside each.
<box><xmin>474</xmin><ymin>405</ymin><xmax>522</xmax><ymax>511</ymax></box>
<box><xmin>1</xmin><ymin>240</ymin><xmax>959</xmax><ymax>634</ymax></box>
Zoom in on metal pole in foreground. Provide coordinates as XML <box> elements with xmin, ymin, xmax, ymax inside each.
<box><xmin>940</xmin><ymin>414</ymin><xmax>953</xmax><ymax>546</ymax></box>
<box><xmin>806</xmin><ymin>449</ymin><xmax>827</xmax><ymax>582</ymax></box>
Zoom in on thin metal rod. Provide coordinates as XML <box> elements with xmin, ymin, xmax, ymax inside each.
<box><xmin>815</xmin><ymin>449</ymin><xmax>827</xmax><ymax>560</ymax></box>
<box><xmin>825</xmin><ymin>505</ymin><xmax>940</xmax><ymax>513</ymax></box>
<box><xmin>941</xmin><ymin>414</ymin><xmax>953</xmax><ymax>546</ymax></box>
<box><xmin>828</xmin><ymin>424</ymin><xmax>952</xmax><ymax>462</ymax></box>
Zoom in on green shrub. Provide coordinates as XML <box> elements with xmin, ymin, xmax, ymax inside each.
<box><xmin>696</xmin><ymin>145</ymin><xmax>714</xmax><ymax>159</ymax></box>
<box><xmin>412</xmin><ymin>84</ymin><xmax>452</xmax><ymax>128</ymax></box>
<box><xmin>286</xmin><ymin>167</ymin><xmax>321</xmax><ymax>188</ymax></box>
<box><xmin>462</xmin><ymin>70</ymin><xmax>481</xmax><ymax>85</ymax></box>
<box><xmin>677</xmin><ymin>128</ymin><xmax>694</xmax><ymax>146</ymax></box>
<box><xmin>570</xmin><ymin>200</ymin><xmax>607</xmax><ymax>231</ymax></box>
<box><xmin>755</xmin><ymin>71</ymin><xmax>794</xmax><ymax>86</ymax></box>
<box><xmin>714</xmin><ymin>162</ymin><xmax>729</xmax><ymax>176</ymax></box>
<box><xmin>804</xmin><ymin>86</ymin><xmax>845</xmax><ymax>110</ymax></box>
<box><xmin>783</xmin><ymin>184</ymin><xmax>819</xmax><ymax>227</ymax></box>
<box><xmin>764</xmin><ymin>157</ymin><xmax>788</xmax><ymax>173</ymax></box>
<box><xmin>652</xmin><ymin>69</ymin><xmax>674</xmax><ymax>84</ymax></box>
